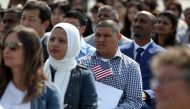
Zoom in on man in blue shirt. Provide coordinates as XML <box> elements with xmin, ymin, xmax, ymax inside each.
<box><xmin>64</xmin><ymin>10</ymin><xmax>95</xmax><ymax>59</ymax></box>
<box><xmin>78</xmin><ymin>19</ymin><xmax>143</xmax><ymax>109</ymax></box>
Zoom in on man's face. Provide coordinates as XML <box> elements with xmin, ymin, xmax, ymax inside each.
<box><xmin>20</xmin><ymin>9</ymin><xmax>45</xmax><ymax>36</ymax></box>
<box><xmin>95</xmin><ymin>27</ymin><xmax>119</xmax><ymax>59</ymax></box>
<box><xmin>3</xmin><ymin>12</ymin><xmax>19</xmax><ymax>33</ymax></box>
<box><xmin>153</xmin><ymin>65</ymin><xmax>190</xmax><ymax>109</ymax></box>
<box><xmin>132</xmin><ymin>12</ymin><xmax>154</xmax><ymax>39</ymax></box>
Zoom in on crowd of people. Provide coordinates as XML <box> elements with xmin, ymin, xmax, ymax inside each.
<box><xmin>0</xmin><ymin>0</ymin><xmax>190</xmax><ymax>109</ymax></box>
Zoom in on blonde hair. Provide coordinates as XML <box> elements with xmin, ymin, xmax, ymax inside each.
<box><xmin>151</xmin><ymin>46</ymin><xmax>190</xmax><ymax>84</ymax></box>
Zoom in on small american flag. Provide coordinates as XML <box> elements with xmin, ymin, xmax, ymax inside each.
<box><xmin>91</xmin><ymin>62</ymin><xmax>113</xmax><ymax>80</ymax></box>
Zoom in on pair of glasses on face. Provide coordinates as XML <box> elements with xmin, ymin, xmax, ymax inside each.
<box><xmin>0</xmin><ymin>41</ymin><xmax>23</xmax><ymax>51</ymax></box>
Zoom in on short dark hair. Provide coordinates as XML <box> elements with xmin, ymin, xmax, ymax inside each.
<box><xmin>23</xmin><ymin>1</ymin><xmax>51</xmax><ymax>23</ymax></box>
<box><xmin>50</xmin><ymin>1</ymin><xmax>71</xmax><ymax>15</ymax></box>
<box><xmin>64</xmin><ymin>10</ymin><xmax>87</xmax><ymax>26</ymax></box>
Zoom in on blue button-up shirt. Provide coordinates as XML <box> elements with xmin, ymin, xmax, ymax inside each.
<box><xmin>77</xmin><ymin>38</ymin><xmax>96</xmax><ymax>59</ymax></box>
<box><xmin>78</xmin><ymin>48</ymin><xmax>143</xmax><ymax>109</ymax></box>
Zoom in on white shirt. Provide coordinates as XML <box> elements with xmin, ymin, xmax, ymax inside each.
<box><xmin>100</xmin><ymin>47</ymin><xmax>121</xmax><ymax>62</ymax></box>
<box><xmin>0</xmin><ymin>81</ymin><xmax>31</xmax><ymax>109</ymax></box>
<box><xmin>134</xmin><ymin>40</ymin><xmax>153</xmax><ymax>59</ymax></box>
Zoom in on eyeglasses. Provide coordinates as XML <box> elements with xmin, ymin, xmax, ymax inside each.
<box><xmin>2</xmin><ymin>41</ymin><xmax>23</xmax><ymax>51</ymax></box>
<box><xmin>150</xmin><ymin>76</ymin><xmax>186</xmax><ymax>89</ymax></box>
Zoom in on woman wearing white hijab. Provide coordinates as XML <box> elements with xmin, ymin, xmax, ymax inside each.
<box><xmin>44</xmin><ymin>23</ymin><xmax>98</xmax><ymax>109</ymax></box>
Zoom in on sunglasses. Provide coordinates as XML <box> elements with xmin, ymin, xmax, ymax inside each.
<box><xmin>1</xmin><ymin>41</ymin><xmax>23</xmax><ymax>51</ymax></box>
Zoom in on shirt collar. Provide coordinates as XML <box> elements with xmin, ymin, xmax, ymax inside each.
<box><xmin>92</xmin><ymin>47</ymin><xmax>122</xmax><ymax>60</ymax></box>
<box><xmin>134</xmin><ymin>39</ymin><xmax>153</xmax><ymax>50</ymax></box>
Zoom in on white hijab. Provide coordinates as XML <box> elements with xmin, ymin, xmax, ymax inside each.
<box><xmin>43</xmin><ymin>23</ymin><xmax>80</xmax><ymax>103</ymax></box>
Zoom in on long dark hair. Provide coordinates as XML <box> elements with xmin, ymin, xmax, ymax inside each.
<box><xmin>153</xmin><ymin>11</ymin><xmax>178</xmax><ymax>47</ymax></box>
<box><xmin>0</xmin><ymin>26</ymin><xmax>47</xmax><ymax>102</ymax></box>
<box><xmin>121</xmin><ymin>0</ymin><xmax>143</xmax><ymax>38</ymax></box>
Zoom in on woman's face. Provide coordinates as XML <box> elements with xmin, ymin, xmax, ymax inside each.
<box><xmin>48</xmin><ymin>28</ymin><xmax>67</xmax><ymax>60</ymax></box>
<box><xmin>3</xmin><ymin>32</ymin><xmax>24</xmax><ymax>69</ymax></box>
<box><xmin>51</xmin><ymin>7</ymin><xmax>64</xmax><ymax>26</ymax></box>
<box><xmin>156</xmin><ymin>16</ymin><xmax>174</xmax><ymax>36</ymax></box>
<box><xmin>128</xmin><ymin>6</ymin><xmax>140</xmax><ymax>23</ymax></box>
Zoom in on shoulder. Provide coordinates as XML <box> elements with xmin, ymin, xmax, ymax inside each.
<box><xmin>83</xmin><ymin>43</ymin><xmax>96</xmax><ymax>52</ymax></box>
<box><xmin>75</xmin><ymin>64</ymin><xmax>89</xmax><ymax>71</ymax></box>
<box><xmin>150</xmin><ymin>42</ymin><xmax>166</xmax><ymax>53</ymax></box>
<box><xmin>42</xmin><ymin>82</ymin><xmax>60</xmax><ymax>95</ymax></box>
<box><xmin>120</xmin><ymin>42</ymin><xmax>133</xmax><ymax>50</ymax></box>
<box><xmin>120</xmin><ymin>35</ymin><xmax>132</xmax><ymax>44</ymax></box>
<box><xmin>74</xmin><ymin>64</ymin><xmax>93</xmax><ymax>76</ymax></box>
<box><xmin>84</xmin><ymin>34</ymin><xmax>94</xmax><ymax>41</ymax></box>
<box><xmin>78</xmin><ymin>53</ymin><xmax>94</xmax><ymax>63</ymax></box>
<box><xmin>36</xmin><ymin>82</ymin><xmax>61</xmax><ymax>102</ymax></box>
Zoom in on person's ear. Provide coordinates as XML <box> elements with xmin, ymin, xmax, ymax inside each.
<box><xmin>79</xmin><ymin>25</ymin><xmax>86</xmax><ymax>35</ymax></box>
<box><xmin>117</xmin><ymin>33</ymin><xmax>122</xmax><ymax>40</ymax></box>
<box><xmin>43</xmin><ymin>20</ymin><xmax>50</xmax><ymax>29</ymax></box>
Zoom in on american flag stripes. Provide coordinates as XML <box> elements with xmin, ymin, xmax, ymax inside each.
<box><xmin>91</xmin><ymin>62</ymin><xmax>113</xmax><ymax>80</ymax></box>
